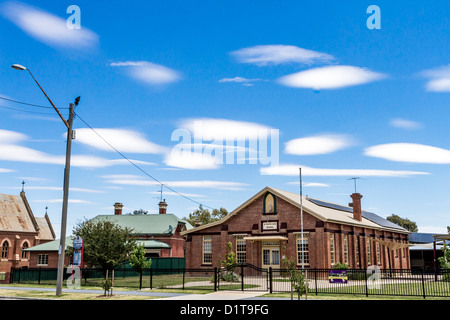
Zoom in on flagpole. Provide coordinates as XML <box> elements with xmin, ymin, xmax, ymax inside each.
<box><xmin>299</xmin><ymin>167</ymin><xmax>304</xmax><ymax>271</ymax></box>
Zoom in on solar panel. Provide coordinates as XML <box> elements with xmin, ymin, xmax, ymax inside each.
<box><xmin>307</xmin><ymin>197</ymin><xmax>406</xmax><ymax>231</ymax></box>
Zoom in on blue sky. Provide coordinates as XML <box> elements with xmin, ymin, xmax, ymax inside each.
<box><xmin>0</xmin><ymin>0</ymin><xmax>449</xmax><ymax>237</ymax></box>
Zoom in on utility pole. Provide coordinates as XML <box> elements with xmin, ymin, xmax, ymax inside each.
<box><xmin>55</xmin><ymin>102</ymin><xmax>76</xmax><ymax>296</ymax></box>
<box><xmin>11</xmin><ymin>64</ymin><xmax>79</xmax><ymax>296</ymax></box>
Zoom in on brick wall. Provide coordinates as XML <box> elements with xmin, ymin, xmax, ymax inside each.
<box><xmin>185</xmin><ymin>192</ymin><xmax>410</xmax><ymax>270</ymax></box>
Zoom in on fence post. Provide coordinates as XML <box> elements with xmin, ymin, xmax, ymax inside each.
<box><xmin>269</xmin><ymin>267</ymin><xmax>273</xmax><ymax>294</ymax></box>
<box><xmin>150</xmin><ymin>268</ymin><xmax>153</xmax><ymax>289</ymax></box>
<box><xmin>214</xmin><ymin>267</ymin><xmax>218</xmax><ymax>291</ymax></box>
<box><xmin>421</xmin><ymin>269</ymin><xmax>426</xmax><ymax>299</ymax></box>
<box><xmin>182</xmin><ymin>268</ymin><xmax>185</xmax><ymax>290</ymax></box>
<box><xmin>38</xmin><ymin>268</ymin><xmax>41</xmax><ymax>285</ymax></box>
<box><xmin>315</xmin><ymin>269</ymin><xmax>318</xmax><ymax>296</ymax></box>
<box><xmin>365</xmin><ymin>268</ymin><xmax>369</xmax><ymax>297</ymax></box>
<box><xmin>241</xmin><ymin>264</ymin><xmax>244</xmax><ymax>291</ymax></box>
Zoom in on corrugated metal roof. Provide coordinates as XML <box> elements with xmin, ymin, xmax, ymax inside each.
<box><xmin>24</xmin><ymin>237</ymin><xmax>74</xmax><ymax>252</ymax></box>
<box><xmin>90</xmin><ymin>214</ymin><xmax>192</xmax><ymax>235</ymax></box>
<box><xmin>182</xmin><ymin>186</ymin><xmax>410</xmax><ymax>235</ymax></box>
<box><xmin>306</xmin><ymin>197</ymin><xmax>407</xmax><ymax>231</ymax></box>
<box><xmin>409</xmin><ymin>233</ymin><xmax>436</xmax><ymax>243</ymax></box>
<box><xmin>0</xmin><ymin>193</ymin><xmax>37</xmax><ymax>232</ymax></box>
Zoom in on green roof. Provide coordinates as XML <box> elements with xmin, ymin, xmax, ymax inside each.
<box><xmin>90</xmin><ymin>213</ymin><xmax>193</xmax><ymax>235</ymax></box>
<box><xmin>24</xmin><ymin>236</ymin><xmax>74</xmax><ymax>252</ymax></box>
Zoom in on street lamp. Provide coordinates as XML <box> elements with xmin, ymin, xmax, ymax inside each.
<box><xmin>11</xmin><ymin>64</ymin><xmax>78</xmax><ymax>296</ymax></box>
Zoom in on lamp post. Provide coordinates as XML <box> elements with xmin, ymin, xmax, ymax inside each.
<box><xmin>11</xmin><ymin>64</ymin><xmax>79</xmax><ymax>296</ymax></box>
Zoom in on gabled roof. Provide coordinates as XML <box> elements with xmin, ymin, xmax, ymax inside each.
<box><xmin>90</xmin><ymin>213</ymin><xmax>193</xmax><ymax>235</ymax></box>
<box><xmin>24</xmin><ymin>236</ymin><xmax>74</xmax><ymax>252</ymax></box>
<box><xmin>181</xmin><ymin>186</ymin><xmax>409</xmax><ymax>235</ymax></box>
<box><xmin>0</xmin><ymin>192</ymin><xmax>55</xmax><ymax>240</ymax></box>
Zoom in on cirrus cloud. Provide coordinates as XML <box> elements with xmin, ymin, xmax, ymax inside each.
<box><xmin>419</xmin><ymin>64</ymin><xmax>450</xmax><ymax>92</ymax></box>
<box><xmin>230</xmin><ymin>45</ymin><xmax>334</xmax><ymax>66</ymax></box>
<box><xmin>285</xmin><ymin>134</ymin><xmax>354</xmax><ymax>155</ymax></box>
<box><xmin>0</xmin><ymin>1</ymin><xmax>99</xmax><ymax>50</ymax></box>
<box><xmin>364</xmin><ymin>143</ymin><xmax>450</xmax><ymax>164</ymax></box>
<box><xmin>277</xmin><ymin>65</ymin><xmax>386</xmax><ymax>90</ymax></box>
<box><xmin>261</xmin><ymin>164</ymin><xmax>428</xmax><ymax>177</ymax></box>
<box><xmin>74</xmin><ymin>128</ymin><xmax>167</xmax><ymax>154</ymax></box>
<box><xmin>110</xmin><ymin>61</ymin><xmax>181</xmax><ymax>85</ymax></box>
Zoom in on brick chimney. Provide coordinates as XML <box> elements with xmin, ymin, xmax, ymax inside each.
<box><xmin>350</xmin><ymin>193</ymin><xmax>363</xmax><ymax>221</ymax></box>
<box><xmin>114</xmin><ymin>202</ymin><xmax>124</xmax><ymax>215</ymax></box>
<box><xmin>158</xmin><ymin>199</ymin><xmax>167</xmax><ymax>214</ymax></box>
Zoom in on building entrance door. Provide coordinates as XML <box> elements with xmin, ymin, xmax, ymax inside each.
<box><xmin>262</xmin><ymin>241</ymin><xmax>280</xmax><ymax>269</ymax></box>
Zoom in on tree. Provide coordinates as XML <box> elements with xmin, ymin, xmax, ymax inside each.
<box><xmin>438</xmin><ymin>226</ymin><xmax>450</xmax><ymax>281</ymax></box>
<box><xmin>219</xmin><ymin>242</ymin><xmax>238</xmax><ymax>282</ymax></box>
<box><xmin>72</xmin><ymin>218</ymin><xmax>137</xmax><ymax>274</ymax></box>
<box><xmin>386</xmin><ymin>214</ymin><xmax>418</xmax><ymax>232</ymax></box>
<box><xmin>129</xmin><ymin>244</ymin><xmax>152</xmax><ymax>290</ymax></box>
<box><xmin>183</xmin><ymin>206</ymin><xmax>228</xmax><ymax>226</ymax></box>
<box><xmin>282</xmin><ymin>257</ymin><xmax>308</xmax><ymax>300</ymax></box>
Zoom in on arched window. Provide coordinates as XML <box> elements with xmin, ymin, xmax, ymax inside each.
<box><xmin>1</xmin><ymin>241</ymin><xmax>9</xmax><ymax>259</ymax></box>
<box><xmin>22</xmin><ymin>242</ymin><xmax>29</xmax><ymax>259</ymax></box>
<box><xmin>263</xmin><ymin>193</ymin><xmax>276</xmax><ymax>214</ymax></box>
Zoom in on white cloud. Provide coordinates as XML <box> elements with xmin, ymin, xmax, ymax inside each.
<box><xmin>33</xmin><ymin>199</ymin><xmax>94</xmax><ymax>204</ymax></box>
<box><xmin>285</xmin><ymin>134</ymin><xmax>354</xmax><ymax>155</ymax></box>
<box><xmin>0</xmin><ymin>168</ymin><xmax>14</xmax><ymax>173</ymax></box>
<box><xmin>0</xmin><ymin>1</ymin><xmax>98</xmax><ymax>49</ymax></box>
<box><xmin>420</xmin><ymin>65</ymin><xmax>450</xmax><ymax>92</ymax></box>
<box><xmin>230</xmin><ymin>45</ymin><xmax>334</xmax><ymax>66</ymax></box>
<box><xmin>286</xmin><ymin>181</ymin><xmax>330</xmax><ymax>187</ymax></box>
<box><xmin>164</xmin><ymin>150</ymin><xmax>220</xmax><ymax>170</ymax></box>
<box><xmin>178</xmin><ymin>118</ymin><xmax>274</xmax><ymax>141</ymax></box>
<box><xmin>218</xmin><ymin>77</ymin><xmax>265</xmax><ymax>86</ymax></box>
<box><xmin>9</xmin><ymin>186</ymin><xmax>106</xmax><ymax>193</ymax></box>
<box><xmin>389</xmin><ymin>118</ymin><xmax>423</xmax><ymax>130</ymax></box>
<box><xmin>74</xmin><ymin>128</ymin><xmax>167</xmax><ymax>154</ymax></box>
<box><xmin>102</xmin><ymin>175</ymin><xmax>248</xmax><ymax>190</ymax></box>
<box><xmin>418</xmin><ymin>226</ymin><xmax>449</xmax><ymax>234</ymax></box>
<box><xmin>0</xmin><ymin>129</ymin><xmax>156</xmax><ymax>168</ymax></box>
<box><xmin>277</xmin><ymin>65</ymin><xmax>386</xmax><ymax>90</ymax></box>
<box><xmin>261</xmin><ymin>164</ymin><xmax>429</xmax><ymax>177</ymax></box>
<box><xmin>110</xmin><ymin>61</ymin><xmax>181</xmax><ymax>85</ymax></box>
<box><xmin>364</xmin><ymin>143</ymin><xmax>450</xmax><ymax>164</ymax></box>
<box><xmin>148</xmin><ymin>191</ymin><xmax>206</xmax><ymax>198</ymax></box>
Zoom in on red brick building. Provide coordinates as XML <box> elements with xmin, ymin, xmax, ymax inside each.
<box><xmin>182</xmin><ymin>187</ymin><xmax>411</xmax><ymax>270</ymax></box>
<box><xmin>25</xmin><ymin>200</ymin><xmax>193</xmax><ymax>269</ymax></box>
<box><xmin>0</xmin><ymin>192</ymin><xmax>55</xmax><ymax>283</ymax></box>
<box><xmin>91</xmin><ymin>200</ymin><xmax>192</xmax><ymax>258</ymax></box>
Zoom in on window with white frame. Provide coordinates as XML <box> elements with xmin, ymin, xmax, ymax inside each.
<box><xmin>376</xmin><ymin>241</ymin><xmax>381</xmax><ymax>265</ymax></box>
<box><xmin>344</xmin><ymin>234</ymin><xmax>349</xmax><ymax>265</ymax></box>
<box><xmin>367</xmin><ymin>238</ymin><xmax>372</xmax><ymax>265</ymax></box>
<box><xmin>202</xmin><ymin>236</ymin><xmax>212</xmax><ymax>264</ymax></box>
<box><xmin>37</xmin><ymin>254</ymin><xmax>48</xmax><ymax>266</ymax></box>
<box><xmin>296</xmin><ymin>233</ymin><xmax>309</xmax><ymax>265</ymax></box>
<box><xmin>236</xmin><ymin>236</ymin><xmax>246</xmax><ymax>264</ymax></box>
<box><xmin>330</xmin><ymin>233</ymin><xmax>336</xmax><ymax>265</ymax></box>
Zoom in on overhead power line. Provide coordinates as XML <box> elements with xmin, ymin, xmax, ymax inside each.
<box><xmin>74</xmin><ymin>112</ymin><xmax>215</xmax><ymax>210</ymax></box>
<box><xmin>0</xmin><ymin>95</ymin><xmax>69</xmax><ymax>109</ymax></box>
<box><xmin>0</xmin><ymin>104</ymin><xmax>68</xmax><ymax>116</ymax></box>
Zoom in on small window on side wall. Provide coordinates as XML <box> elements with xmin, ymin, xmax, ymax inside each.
<box><xmin>263</xmin><ymin>192</ymin><xmax>276</xmax><ymax>214</ymax></box>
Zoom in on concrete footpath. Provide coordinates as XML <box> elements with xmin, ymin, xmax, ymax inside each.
<box><xmin>0</xmin><ymin>285</ymin><xmax>287</xmax><ymax>300</ymax></box>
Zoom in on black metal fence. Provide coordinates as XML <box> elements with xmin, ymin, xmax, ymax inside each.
<box><xmin>9</xmin><ymin>265</ymin><xmax>450</xmax><ymax>298</ymax></box>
